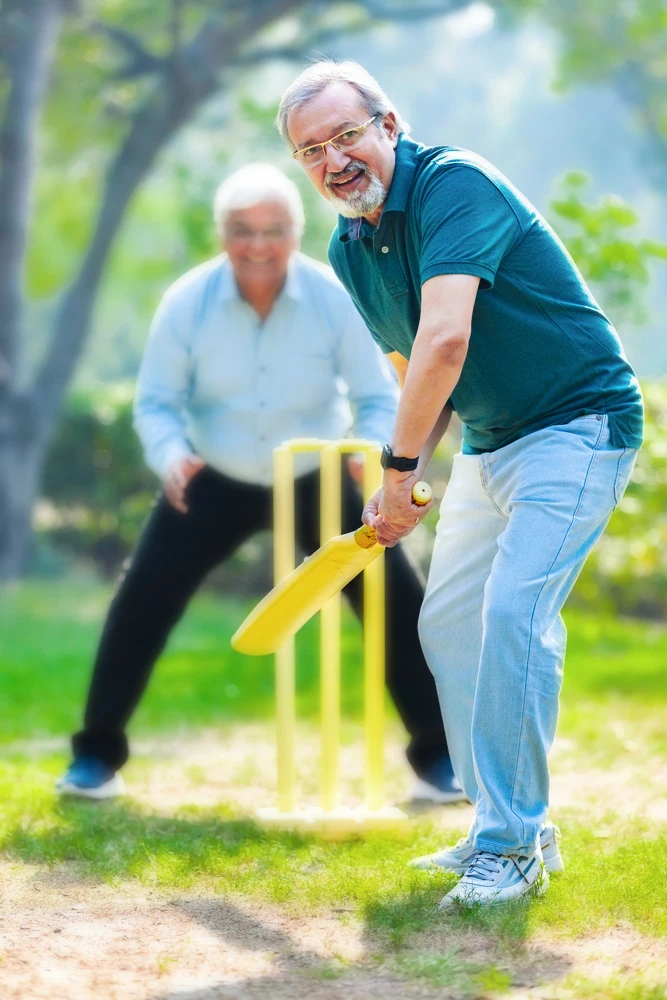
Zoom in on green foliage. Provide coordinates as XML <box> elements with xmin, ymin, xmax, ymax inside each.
<box><xmin>575</xmin><ymin>381</ymin><xmax>667</xmax><ymax>619</ymax></box>
<box><xmin>548</xmin><ymin>0</ymin><xmax>667</xmax><ymax>95</ymax></box>
<box><xmin>546</xmin><ymin>172</ymin><xmax>666</xmax><ymax>619</ymax></box>
<box><xmin>167</xmin><ymin>94</ymin><xmax>337</xmax><ymax>267</ymax></box>
<box><xmin>550</xmin><ymin>171</ymin><xmax>667</xmax><ymax>324</ymax></box>
<box><xmin>543</xmin><ymin>0</ymin><xmax>667</xmax><ymax>182</ymax></box>
<box><xmin>40</xmin><ymin>383</ymin><xmax>154</xmax><ymax>576</ymax></box>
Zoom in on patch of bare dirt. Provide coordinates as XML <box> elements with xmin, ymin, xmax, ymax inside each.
<box><xmin>3</xmin><ymin>867</ymin><xmax>666</xmax><ymax>1000</ymax></box>
<box><xmin>2</xmin><ymin>729</ymin><xmax>666</xmax><ymax>999</ymax></box>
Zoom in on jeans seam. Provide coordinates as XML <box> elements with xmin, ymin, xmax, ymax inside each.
<box><xmin>479</xmin><ymin>459</ymin><xmax>509</xmax><ymax>521</ymax></box>
<box><xmin>508</xmin><ymin>416</ymin><xmax>606</xmax><ymax>842</ymax></box>
<box><xmin>613</xmin><ymin>448</ymin><xmax>627</xmax><ymax>507</ymax></box>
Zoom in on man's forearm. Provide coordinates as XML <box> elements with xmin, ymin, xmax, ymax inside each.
<box><xmin>391</xmin><ymin>326</ymin><xmax>467</xmax><ymax>463</ymax></box>
<box><xmin>133</xmin><ymin>400</ymin><xmax>192</xmax><ymax>480</ymax></box>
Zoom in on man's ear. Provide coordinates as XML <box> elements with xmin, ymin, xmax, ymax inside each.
<box><xmin>382</xmin><ymin>112</ymin><xmax>400</xmax><ymax>147</ymax></box>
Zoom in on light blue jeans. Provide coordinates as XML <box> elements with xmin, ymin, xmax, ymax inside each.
<box><xmin>418</xmin><ymin>415</ymin><xmax>638</xmax><ymax>855</ymax></box>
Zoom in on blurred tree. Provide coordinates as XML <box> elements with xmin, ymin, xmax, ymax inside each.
<box><xmin>1</xmin><ymin>0</ymin><xmax>502</xmax><ymax>579</ymax></box>
<box><xmin>550</xmin><ymin>170</ymin><xmax>667</xmax><ymax>325</ymax></box>
<box><xmin>544</xmin><ymin>0</ymin><xmax>667</xmax><ymax>187</ymax></box>
<box><xmin>574</xmin><ymin>381</ymin><xmax>667</xmax><ymax>620</ymax></box>
<box><xmin>0</xmin><ymin>0</ymin><xmax>68</xmax><ymax>578</ymax></box>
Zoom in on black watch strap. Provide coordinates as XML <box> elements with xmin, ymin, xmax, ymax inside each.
<box><xmin>381</xmin><ymin>443</ymin><xmax>419</xmax><ymax>472</ymax></box>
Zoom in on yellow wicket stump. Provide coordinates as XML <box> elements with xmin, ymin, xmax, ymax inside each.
<box><xmin>257</xmin><ymin>438</ymin><xmax>409</xmax><ymax>838</ymax></box>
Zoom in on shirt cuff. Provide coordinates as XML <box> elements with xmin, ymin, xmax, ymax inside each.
<box><xmin>420</xmin><ymin>260</ymin><xmax>496</xmax><ymax>289</ymax></box>
<box><xmin>153</xmin><ymin>441</ymin><xmax>194</xmax><ymax>480</ymax></box>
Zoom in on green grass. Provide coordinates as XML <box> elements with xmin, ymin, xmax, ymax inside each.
<box><xmin>1</xmin><ymin>581</ymin><xmax>666</xmax><ymax>996</ymax></box>
<box><xmin>1</xmin><ymin>581</ymin><xmax>665</xmax><ymax>746</ymax></box>
<box><xmin>1</xmin><ymin>758</ymin><xmax>665</xmax><ymax>939</ymax></box>
<box><xmin>551</xmin><ymin>977</ymin><xmax>667</xmax><ymax>1000</ymax></box>
<box><xmin>0</xmin><ymin>581</ymin><xmax>367</xmax><ymax>741</ymax></box>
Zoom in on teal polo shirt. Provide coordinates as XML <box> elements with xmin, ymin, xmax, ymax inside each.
<box><xmin>328</xmin><ymin>134</ymin><xmax>643</xmax><ymax>454</ymax></box>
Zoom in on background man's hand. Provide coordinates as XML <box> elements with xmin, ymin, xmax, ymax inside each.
<box><xmin>163</xmin><ymin>454</ymin><xmax>206</xmax><ymax>514</ymax></box>
<box><xmin>346</xmin><ymin>455</ymin><xmax>365</xmax><ymax>484</ymax></box>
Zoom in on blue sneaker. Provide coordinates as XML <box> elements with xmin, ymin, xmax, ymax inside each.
<box><xmin>410</xmin><ymin>756</ymin><xmax>467</xmax><ymax>804</ymax></box>
<box><xmin>56</xmin><ymin>756</ymin><xmax>125</xmax><ymax>800</ymax></box>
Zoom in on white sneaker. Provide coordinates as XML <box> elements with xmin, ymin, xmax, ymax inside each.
<box><xmin>409</xmin><ymin>832</ymin><xmax>478</xmax><ymax>872</ymax></box>
<box><xmin>438</xmin><ymin>849</ymin><xmax>549</xmax><ymax>909</ymax></box>
<box><xmin>409</xmin><ymin>821</ymin><xmax>564</xmax><ymax>874</ymax></box>
<box><xmin>540</xmin><ymin>822</ymin><xmax>564</xmax><ymax>873</ymax></box>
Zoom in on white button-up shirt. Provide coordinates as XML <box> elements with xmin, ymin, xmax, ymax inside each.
<box><xmin>133</xmin><ymin>252</ymin><xmax>399</xmax><ymax>485</ymax></box>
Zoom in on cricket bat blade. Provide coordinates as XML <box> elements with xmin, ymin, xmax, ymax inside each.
<box><xmin>231</xmin><ymin>525</ymin><xmax>381</xmax><ymax>656</ymax></box>
<box><xmin>231</xmin><ymin>481</ymin><xmax>432</xmax><ymax>657</ymax></box>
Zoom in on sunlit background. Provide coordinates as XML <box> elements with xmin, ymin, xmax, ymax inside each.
<box><xmin>0</xmin><ymin>4</ymin><xmax>666</xmax><ymax>994</ymax></box>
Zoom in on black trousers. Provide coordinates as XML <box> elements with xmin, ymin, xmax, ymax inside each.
<box><xmin>73</xmin><ymin>466</ymin><xmax>449</xmax><ymax>774</ymax></box>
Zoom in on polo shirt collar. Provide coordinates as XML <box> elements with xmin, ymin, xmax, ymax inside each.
<box><xmin>336</xmin><ymin>133</ymin><xmax>421</xmax><ymax>242</ymax></box>
<box><xmin>218</xmin><ymin>253</ymin><xmax>303</xmax><ymax>302</ymax></box>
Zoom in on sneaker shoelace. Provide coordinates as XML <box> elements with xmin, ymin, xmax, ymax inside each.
<box><xmin>465</xmin><ymin>850</ymin><xmax>536</xmax><ymax>886</ymax></box>
<box><xmin>464</xmin><ymin>851</ymin><xmax>504</xmax><ymax>883</ymax></box>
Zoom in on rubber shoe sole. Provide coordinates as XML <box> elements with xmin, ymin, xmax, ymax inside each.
<box><xmin>56</xmin><ymin>773</ymin><xmax>126</xmax><ymax>800</ymax></box>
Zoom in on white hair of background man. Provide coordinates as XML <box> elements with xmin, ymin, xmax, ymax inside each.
<box><xmin>213</xmin><ymin>163</ymin><xmax>306</xmax><ymax>237</ymax></box>
<box><xmin>276</xmin><ymin>59</ymin><xmax>411</xmax><ymax>146</ymax></box>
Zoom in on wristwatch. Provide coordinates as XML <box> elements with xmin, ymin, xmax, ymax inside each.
<box><xmin>380</xmin><ymin>443</ymin><xmax>419</xmax><ymax>472</ymax></box>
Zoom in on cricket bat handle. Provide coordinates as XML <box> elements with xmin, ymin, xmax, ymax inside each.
<box><xmin>354</xmin><ymin>480</ymin><xmax>433</xmax><ymax>549</ymax></box>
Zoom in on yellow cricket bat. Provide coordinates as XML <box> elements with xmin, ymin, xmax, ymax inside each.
<box><xmin>231</xmin><ymin>481</ymin><xmax>432</xmax><ymax>656</ymax></box>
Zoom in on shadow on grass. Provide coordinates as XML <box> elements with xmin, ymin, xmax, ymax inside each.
<box><xmin>1</xmin><ymin>796</ymin><xmax>574</xmax><ymax>998</ymax></box>
<box><xmin>2</xmin><ymin>796</ymin><xmax>306</xmax><ymax>883</ymax></box>
<box><xmin>143</xmin><ymin>893</ymin><xmax>571</xmax><ymax>1000</ymax></box>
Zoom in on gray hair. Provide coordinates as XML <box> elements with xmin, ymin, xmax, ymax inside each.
<box><xmin>276</xmin><ymin>60</ymin><xmax>411</xmax><ymax>147</ymax></box>
<box><xmin>212</xmin><ymin>163</ymin><xmax>305</xmax><ymax>236</ymax></box>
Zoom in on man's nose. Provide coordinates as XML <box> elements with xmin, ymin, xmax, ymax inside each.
<box><xmin>248</xmin><ymin>230</ymin><xmax>269</xmax><ymax>247</ymax></box>
<box><xmin>323</xmin><ymin>143</ymin><xmax>352</xmax><ymax>173</ymax></box>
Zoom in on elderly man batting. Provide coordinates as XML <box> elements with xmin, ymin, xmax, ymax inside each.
<box><xmin>277</xmin><ymin>61</ymin><xmax>642</xmax><ymax>908</ymax></box>
<box><xmin>57</xmin><ymin>164</ymin><xmax>460</xmax><ymax>806</ymax></box>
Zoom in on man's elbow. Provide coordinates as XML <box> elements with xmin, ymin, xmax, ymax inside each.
<box><xmin>430</xmin><ymin>330</ymin><xmax>470</xmax><ymax>368</ymax></box>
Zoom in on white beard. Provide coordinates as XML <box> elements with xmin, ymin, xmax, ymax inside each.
<box><xmin>326</xmin><ymin>170</ymin><xmax>387</xmax><ymax>219</ymax></box>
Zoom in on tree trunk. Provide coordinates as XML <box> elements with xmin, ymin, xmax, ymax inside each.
<box><xmin>0</xmin><ymin>0</ymin><xmax>63</xmax><ymax>579</ymax></box>
<box><xmin>1</xmin><ymin>0</ymin><xmax>473</xmax><ymax>579</ymax></box>
<box><xmin>4</xmin><ymin>0</ymin><xmax>307</xmax><ymax>578</ymax></box>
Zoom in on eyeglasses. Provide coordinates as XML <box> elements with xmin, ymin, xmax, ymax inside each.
<box><xmin>292</xmin><ymin>115</ymin><xmax>380</xmax><ymax>169</ymax></box>
<box><xmin>226</xmin><ymin>225</ymin><xmax>292</xmax><ymax>242</ymax></box>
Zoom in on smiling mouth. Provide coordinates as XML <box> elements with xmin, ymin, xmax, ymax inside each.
<box><xmin>329</xmin><ymin>169</ymin><xmax>365</xmax><ymax>192</ymax></box>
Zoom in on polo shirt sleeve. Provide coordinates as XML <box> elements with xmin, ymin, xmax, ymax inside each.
<box><xmin>418</xmin><ymin>164</ymin><xmax>523</xmax><ymax>289</ymax></box>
